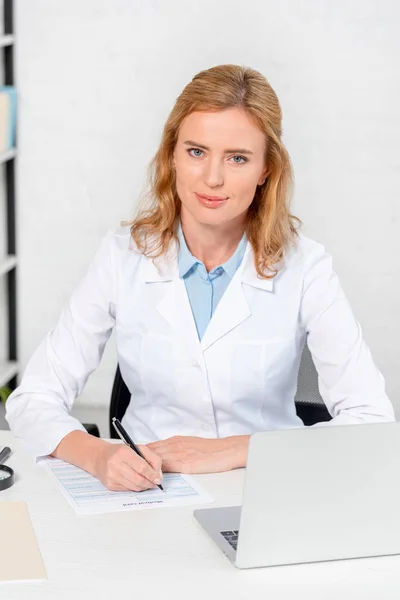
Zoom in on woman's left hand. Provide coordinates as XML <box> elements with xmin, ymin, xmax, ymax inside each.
<box><xmin>146</xmin><ymin>435</ymin><xmax>250</xmax><ymax>474</ymax></box>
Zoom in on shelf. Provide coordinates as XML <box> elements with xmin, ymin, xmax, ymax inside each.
<box><xmin>0</xmin><ymin>361</ymin><xmax>18</xmax><ymax>388</ymax></box>
<box><xmin>0</xmin><ymin>148</ymin><xmax>16</xmax><ymax>163</ymax></box>
<box><xmin>0</xmin><ymin>34</ymin><xmax>14</xmax><ymax>47</ymax></box>
<box><xmin>0</xmin><ymin>255</ymin><xmax>17</xmax><ymax>276</ymax></box>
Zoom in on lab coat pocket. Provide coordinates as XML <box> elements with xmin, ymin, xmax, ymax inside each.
<box><xmin>229</xmin><ymin>337</ymin><xmax>297</xmax><ymax>421</ymax></box>
<box><xmin>230</xmin><ymin>341</ymin><xmax>264</xmax><ymax>403</ymax></box>
<box><xmin>262</xmin><ymin>336</ymin><xmax>298</xmax><ymax>381</ymax></box>
<box><xmin>139</xmin><ymin>333</ymin><xmax>177</xmax><ymax>403</ymax></box>
<box><xmin>260</xmin><ymin>336</ymin><xmax>299</xmax><ymax>417</ymax></box>
<box><xmin>228</xmin><ymin>341</ymin><xmax>265</xmax><ymax>426</ymax></box>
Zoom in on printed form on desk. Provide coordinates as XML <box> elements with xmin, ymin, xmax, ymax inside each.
<box><xmin>39</xmin><ymin>457</ymin><xmax>213</xmax><ymax>515</ymax></box>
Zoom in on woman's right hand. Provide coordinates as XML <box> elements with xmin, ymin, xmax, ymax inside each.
<box><xmin>94</xmin><ymin>441</ymin><xmax>163</xmax><ymax>492</ymax></box>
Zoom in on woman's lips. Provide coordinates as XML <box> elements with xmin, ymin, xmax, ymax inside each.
<box><xmin>195</xmin><ymin>192</ymin><xmax>228</xmax><ymax>208</ymax></box>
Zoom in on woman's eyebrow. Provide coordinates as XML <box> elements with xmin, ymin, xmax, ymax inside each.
<box><xmin>183</xmin><ymin>140</ymin><xmax>254</xmax><ymax>155</ymax></box>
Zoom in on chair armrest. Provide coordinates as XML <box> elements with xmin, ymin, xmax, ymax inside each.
<box><xmin>295</xmin><ymin>401</ymin><xmax>332</xmax><ymax>426</ymax></box>
<box><xmin>82</xmin><ymin>423</ymin><xmax>100</xmax><ymax>438</ymax></box>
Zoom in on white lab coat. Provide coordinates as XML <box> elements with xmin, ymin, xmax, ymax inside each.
<box><xmin>6</xmin><ymin>226</ymin><xmax>395</xmax><ymax>459</ymax></box>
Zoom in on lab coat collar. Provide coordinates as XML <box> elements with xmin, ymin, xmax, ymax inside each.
<box><xmin>144</xmin><ymin>238</ymin><xmax>281</xmax><ymax>353</ymax></box>
<box><xmin>240</xmin><ymin>244</ymin><xmax>276</xmax><ymax>291</ymax></box>
<box><xmin>144</xmin><ymin>238</ymin><xmax>279</xmax><ymax>291</ymax></box>
<box><xmin>143</xmin><ymin>241</ymin><xmax>178</xmax><ymax>282</ymax></box>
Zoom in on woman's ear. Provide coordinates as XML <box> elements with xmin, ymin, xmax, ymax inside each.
<box><xmin>258</xmin><ymin>165</ymin><xmax>271</xmax><ymax>186</ymax></box>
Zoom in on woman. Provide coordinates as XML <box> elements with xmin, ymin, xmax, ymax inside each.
<box><xmin>6</xmin><ymin>64</ymin><xmax>395</xmax><ymax>493</ymax></box>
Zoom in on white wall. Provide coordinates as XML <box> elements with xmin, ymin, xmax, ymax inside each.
<box><xmin>15</xmin><ymin>0</ymin><xmax>400</xmax><ymax>415</ymax></box>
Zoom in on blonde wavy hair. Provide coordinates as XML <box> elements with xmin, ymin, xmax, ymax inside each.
<box><xmin>128</xmin><ymin>64</ymin><xmax>300</xmax><ymax>278</ymax></box>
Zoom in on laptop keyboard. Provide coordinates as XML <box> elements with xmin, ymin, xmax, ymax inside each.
<box><xmin>221</xmin><ymin>530</ymin><xmax>239</xmax><ymax>551</ymax></box>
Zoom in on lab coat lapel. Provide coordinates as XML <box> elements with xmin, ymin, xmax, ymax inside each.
<box><xmin>144</xmin><ymin>247</ymin><xmax>201</xmax><ymax>358</ymax></box>
<box><xmin>200</xmin><ymin>274</ymin><xmax>251</xmax><ymax>352</ymax></box>
<box><xmin>157</xmin><ymin>277</ymin><xmax>201</xmax><ymax>357</ymax></box>
<box><xmin>145</xmin><ymin>242</ymin><xmax>276</xmax><ymax>355</ymax></box>
<box><xmin>200</xmin><ymin>246</ymin><xmax>275</xmax><ymax>352</ymax></box>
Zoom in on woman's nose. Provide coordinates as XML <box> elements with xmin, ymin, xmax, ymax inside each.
<box><xmin>203</xmin><ymin>159</ymin><xmax>224</xmax><ymax>188</ymax></box>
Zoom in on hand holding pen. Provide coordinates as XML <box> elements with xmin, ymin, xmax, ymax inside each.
<box><xmin>93</xmin><ymin>420</ymin><xmax>164</xmax><ymax>492</ymax></box>
<box><xmin>112</xmin><ymin>418</ymin><xmax>164</xmax><ymax>491</ymax></box>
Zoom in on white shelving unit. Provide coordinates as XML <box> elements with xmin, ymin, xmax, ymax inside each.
<box><xmin>0</xmin><ymin>1</ymin><xmax>17</xmax><ymax>393</ymax></box>
<box><xmin>0</xmin><ymin>360</ymin><xmax>18</xmax><ymax>388</ymax></box>
<box><xmin>0</xmin><ymin>33</ymin><xmax>13</xmax><ymax>47</ymax></box>
<box><xmin>0</xmin><ymin>147</ymin><xmax>16</xmax><ymax>163</ymax></box>
<box><xmin>0</xmin><ymin>255</ymin><xmax>17</xmax><ymax>276</ymax></box>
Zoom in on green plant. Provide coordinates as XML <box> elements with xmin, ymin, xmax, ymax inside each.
<box><xmin>0</xmin><ymin>387</ymin><xmax>12</xmax><ymax>403</ymax></box>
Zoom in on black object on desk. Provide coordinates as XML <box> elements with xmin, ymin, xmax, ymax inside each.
<box><xmin>0</xmin><ymin>446</ymin><xmax>14</xmax><ymax>491</ymax></box>
<box><xmin>111</xmin><ymin>417</ymin><xmax>164</xmax><ymax>491</ymax></box>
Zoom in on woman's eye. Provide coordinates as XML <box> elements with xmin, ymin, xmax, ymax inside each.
<box><xmin>231</xmin><ymin>155</ymin><xmax>247</xmax><ymax>164</ymax></box>
<box><xmin>188</xmin><ymin>148</ymin><xmax>204</xmax><ymax>158</ymax></box>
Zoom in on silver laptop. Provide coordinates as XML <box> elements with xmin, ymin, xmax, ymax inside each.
<box><xmin>194</xmin><ymin>422</ymin><xmax>400</xmax><ymax>569</ymax></box>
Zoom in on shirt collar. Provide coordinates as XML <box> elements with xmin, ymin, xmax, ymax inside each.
<box><xmin>177</xmin><ymin>222</ymin><xmax>248</xmax><ymax>280</ymax></box>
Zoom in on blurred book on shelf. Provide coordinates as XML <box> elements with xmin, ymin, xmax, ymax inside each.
<box><xmin>0</xmin><ymin>86</ymin><xmax>17</xmax><ymax>152</ymax></box>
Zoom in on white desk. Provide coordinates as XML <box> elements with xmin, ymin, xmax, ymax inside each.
<box><xmin>2</xmin><ymin>430</ymin><xmax>400</xmax><ymax>600</ymax></box>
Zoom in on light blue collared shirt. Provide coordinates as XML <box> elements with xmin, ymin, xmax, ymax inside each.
<box><xmin>177</xmin><ymin>225</ymin><xmax>248</xmax><ymax>340</ymax></box>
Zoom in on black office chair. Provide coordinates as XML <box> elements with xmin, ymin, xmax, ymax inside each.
<box><xmin>81</xmin><ymin>365</ymin><xmax>129</xmax><ymax>439</ymax></box>
<box><xmin>83</xmin><ymin>341</ymin><xmax>332</xmax><ymax>437</ymax></box>
<box><xmin>294</xmin><ymin>342</ymin><xmax>332</xmax><ymax>426</ymax></box>
<box><xmin>108</xmin><ymin>365</ymin><xmax>131</xmax><ymax>438</ymax></box>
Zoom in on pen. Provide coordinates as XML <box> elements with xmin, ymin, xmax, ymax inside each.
<box><xmin>0</xmin><ymin>446</ymin><xmax>11</xmax><ymax>465</ymax></box>
<box><xmin>111</xmin><ymin>417</ymin><xmax>164</xmax><ymax>491</ymax></box>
